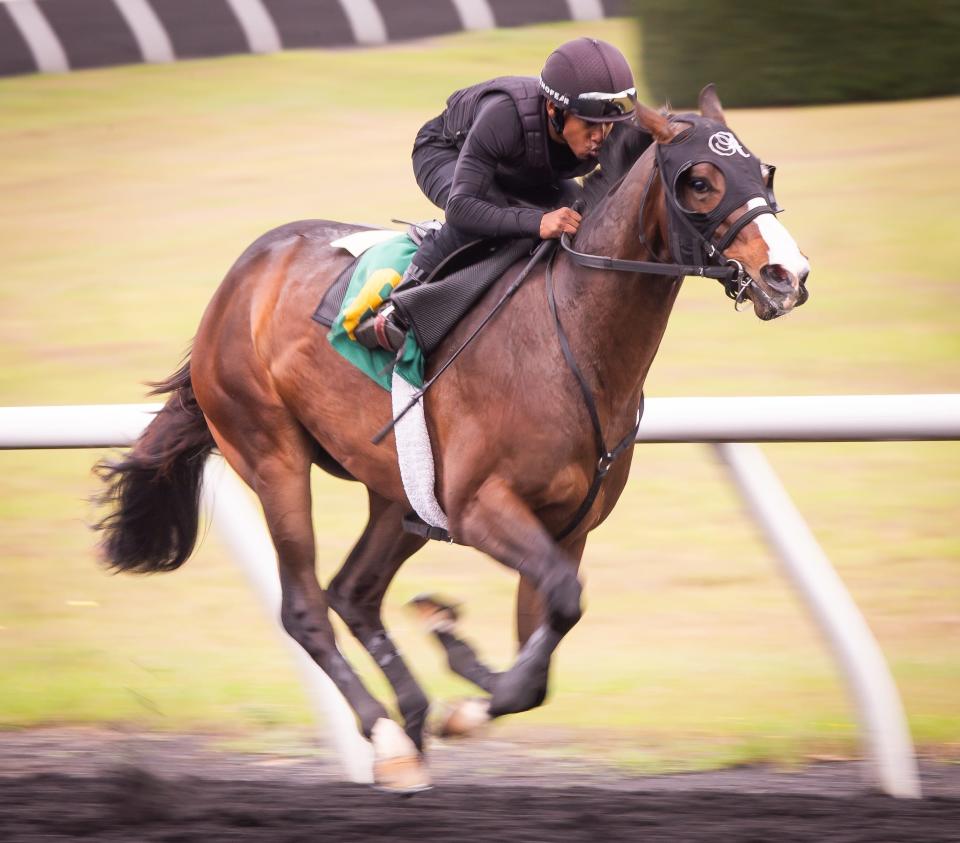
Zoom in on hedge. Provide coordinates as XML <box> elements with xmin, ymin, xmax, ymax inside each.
<box><xmin>635</xmin><ymin>0</ymin><xmax>960</xmax><ymax>107</ymax></box>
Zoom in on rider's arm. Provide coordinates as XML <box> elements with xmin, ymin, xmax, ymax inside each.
<box><xmin>444</xmin><ymin>95</ymin><xmax>543</xmax><ymax>238</ymax></box>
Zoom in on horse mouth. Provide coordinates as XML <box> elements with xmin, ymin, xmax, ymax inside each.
<box><xmin>758</xmin><ymin>304</ymin><xmax>788</xmax><ymax>321</ymax></box>
<box><xmin>749</xmin><ymin>286</ymin><xmax>794</xmax><ymax>321</ymax></box>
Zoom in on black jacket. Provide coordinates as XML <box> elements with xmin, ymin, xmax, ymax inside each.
<box><xmin>423</xmin><ymin>76</ymin><xmax>596</xmax><ymax>237</ymax></box>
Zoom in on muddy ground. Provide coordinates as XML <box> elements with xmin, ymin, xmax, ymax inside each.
<box><xmin>1</xmin><ymin>729</ymin><xmax>958</xmax><ymax>842</ymax></box>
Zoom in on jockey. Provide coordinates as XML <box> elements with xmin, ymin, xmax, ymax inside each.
<box><xmin>354</xmin><ymin>37</ymin><xmax>638</xmax><ymax>352</ymax></box>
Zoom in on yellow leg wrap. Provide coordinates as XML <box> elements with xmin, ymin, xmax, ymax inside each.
<box><xmin>342</xmin><ymin>267</ymin><xmax>403</xmax><ymax>340</ymax></box>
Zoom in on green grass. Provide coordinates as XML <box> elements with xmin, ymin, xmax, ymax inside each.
<box><xmin>1</xmin><ymin>19</ymin><xmax>958</xmax><ymax>772</ymax></box>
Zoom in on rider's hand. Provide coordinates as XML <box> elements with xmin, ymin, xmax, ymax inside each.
<box><xmin>539</xmin><ymin>207</ymin><xmax>582</xmax><ymax>239</ymax></box>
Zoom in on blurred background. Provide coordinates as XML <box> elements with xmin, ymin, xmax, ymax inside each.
<box><xmin>0</xmin><ymin>1</ymin><xmax>957</xmax><ymax>772</ymax></box>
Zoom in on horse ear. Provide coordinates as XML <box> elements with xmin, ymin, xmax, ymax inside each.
<box><xmin>698</xmin><ymin>83</ymin><xmax>726</xmax><ymax>125</ymax></box>
<box><xmin>634</xmin><ymin>101</ymin><xmax>673</xmax><ymax>143</ymax></box>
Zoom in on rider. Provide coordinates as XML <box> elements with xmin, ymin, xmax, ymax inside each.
<box><xmin>354</xmin><ymin>37</ymin><xmax>638</xmax><ymax>352</ymax></box>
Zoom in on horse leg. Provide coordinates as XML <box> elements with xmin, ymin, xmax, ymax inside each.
<box><xmin>454</xmin><ymin>479</ymin><xmax>588</xmax><ymax>721</ymax></box>
<box><xmin>433</xmin><ymin>533</ymin><xmax>585</xmax><ymax>738</ymax></box>
<box><xmin>515</xmin><ymin>538</ymin><xmax>585</xmax><ymax>645</ymax></box>
<box><xmin>407</xmin><ymin>594</ymin><xmax>499</xmax><ymax>694</ymax></box>
<box><xmin>408</xmin><ymin>544</ymin><xmax>584</xmax><ymax>723</ymax></box>
<box><xmin>326</xmin><ymin>491</ymin><xmax>432</xmax><ymax>752</ymax></box>
<box><xmin>516</xmin><ymin>574</ymin><xmax>545</xmax><ymax>647</ymax></box>
<box><xmin>203</xmin><ymin>409</ymin><xmax>427</xmax><ymax>791</ymax></box>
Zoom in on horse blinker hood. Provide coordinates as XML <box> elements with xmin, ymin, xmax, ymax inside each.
<box><xmin>655</xmin><ymin>115</ymin><xmax>780</xmax><ymax>268</ymax></box>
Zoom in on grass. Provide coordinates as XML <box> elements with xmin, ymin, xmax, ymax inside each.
<box><xmin>0</xmin><ymin>18</ymin><xmax>958</xmax><ymax>772</ymax></box>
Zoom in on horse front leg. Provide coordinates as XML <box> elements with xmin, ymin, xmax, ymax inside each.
<box><xmin>413</xmin><ymin>539</ymin><xmax>585</xmax><ymax>738</ymax></box>
<box><xmin>515</xmin><ymin>531</ymin><xmax>585</xmax><ymax>644</ymax></box>
<box><xmin>454</xmin><ymin>477</ymin><xmax>587</xmax><ymax>722</ymax></box>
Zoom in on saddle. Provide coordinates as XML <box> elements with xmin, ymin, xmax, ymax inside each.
<box><xmin>314</xmin><ymin>225</ymin><xmax>535</xmax><ymax>387</ymax></box>
<box><xmin>393</xmin><ymin>235</ymin><xmax>535</xmax><ymax>354</ymax></box>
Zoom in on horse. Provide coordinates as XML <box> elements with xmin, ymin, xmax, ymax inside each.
<box><xmin>95</xmin><ymin>85</ymin><xmax>809</xmax><ymax>792</ymax></box>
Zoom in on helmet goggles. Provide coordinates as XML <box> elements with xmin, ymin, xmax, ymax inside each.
<box><xmin>571</xmin><ymin>87</ymin><xmax>638</xmax><ymax>122</ymax></box>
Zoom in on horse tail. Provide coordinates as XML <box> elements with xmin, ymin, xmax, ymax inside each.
<box><xmin>94</xmin><ymin>356</ymin><xmax>215</xmax><ymax>574</ymax></box>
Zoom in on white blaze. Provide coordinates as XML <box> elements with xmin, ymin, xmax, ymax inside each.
<box><xmin>748</xmin><ymin>197</ymin><xmax>809</xmax><ymax>279</ymax></box>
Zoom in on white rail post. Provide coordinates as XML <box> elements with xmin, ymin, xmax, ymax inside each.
<box><xmin>713</xmin><ymin>442</ymin><xmax>921</xmax><ymax>798</ymax></box>
<box><xmin>201</xmin><ymin>456</ymin><xmax>374</xmax><ymax>783</ymax></box>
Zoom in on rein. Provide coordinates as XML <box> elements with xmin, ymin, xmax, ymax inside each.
<box><xmin>560</xmin><ymin>230</ymin><xmax>753</xmax><ymax>308</ymax></box>
<box><xmin>558</xmin><ymin>231</ymin><xmax>739</xmax><ymax>281</ymax></box>
<box><xmin>545</xmin><ymin>247</ymin><xmax>643</xmax><ymax>541</ymax></box>
<box><xmin>546</xmin><ymin>150</ymin><xmax>771</xmax><ymax>539</ymax></box>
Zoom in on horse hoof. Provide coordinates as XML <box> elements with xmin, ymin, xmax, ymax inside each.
<box><xmin>407</xmin><ymin>593</ymin><xmax>460</xmax><ymax>634</ymax></box>
<box><xmin>371</xmin><ymin>718</ymin><xmax>431</xmax><ymax>794</ymax></box>
<box><xmin>436</xmin><ymin>697</ymin><xmax>491</xmax><ymax>739</ymax></box>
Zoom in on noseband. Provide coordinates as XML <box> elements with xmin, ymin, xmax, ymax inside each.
<box><xmin>561</xmin><ymin>114</ymin><xmax>782</xmax><ymax>307</ymax></box>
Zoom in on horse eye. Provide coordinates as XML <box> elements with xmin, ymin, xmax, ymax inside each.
<box><xmin>690</xmin><ymin>178</ymin><xmax>709</xmax><ymax>193</ymax></box>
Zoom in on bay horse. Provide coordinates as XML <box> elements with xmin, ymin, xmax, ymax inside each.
<box><xmin>95</xmin><ymin>86</ymin><xmax>809</xmax><ymax>792</ymax></box>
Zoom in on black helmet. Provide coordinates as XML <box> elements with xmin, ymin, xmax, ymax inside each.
<box><xmin>539</xmin><ymin>38</ymin><xmax>637</xmax><ymax>123</ymax></box>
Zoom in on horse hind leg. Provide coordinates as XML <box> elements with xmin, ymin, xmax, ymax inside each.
<box><xmin>407</xmin><ymin>594</ymin><xmax>498</xmax><ymax>694</ymax></box>
<box><xmin>261</xmin><ymin>456</ymin><xmax>431</xmax><ymax>791</ymax></box>
<box><xmin>326</xmin><ymin>492</ymin><xmax>433</xmax><ymax>752</ymax></box>
<box><xmin>403</xmin><ymin>594</ymin><xmax>501</xmax><ymax>739</ymax></box>
<box><xmin>203</xmin><ymin>401</ymin><xmax>428</xmax><ymax>792</ymax></box>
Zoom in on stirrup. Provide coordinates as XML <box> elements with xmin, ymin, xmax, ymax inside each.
<box><xmin>354</xmin><ymin>304</ymin><xmax>407</xmax><ymax>352</ymax></box>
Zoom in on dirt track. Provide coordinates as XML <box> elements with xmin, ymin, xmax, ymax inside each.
<box><xmin>1</xmin><ymin>729</ymin><xmax>958</xmax><ymax>842</ymax></box>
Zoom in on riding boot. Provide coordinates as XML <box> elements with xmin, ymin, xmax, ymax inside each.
<box><xmin>354</xmin><ymin>264</ymin><xmax>424</xmax><ymax>352</ymax></box>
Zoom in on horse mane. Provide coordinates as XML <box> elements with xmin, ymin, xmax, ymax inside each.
<box><xmin>580</xmin><ymin>119</ymin><xmax>656</xmax><ymax>213</ymax></box>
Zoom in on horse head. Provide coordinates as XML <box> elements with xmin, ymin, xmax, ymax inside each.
<box><xmin>635</xmin><ymin>85</ymin><xmax>810</xmax><ymax>320</ymax></box>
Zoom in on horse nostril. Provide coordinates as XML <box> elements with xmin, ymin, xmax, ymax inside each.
<box><xmin>760</xmin><ymin>264</ymin><xmax>794</xmax><ymax>294</ymax></box>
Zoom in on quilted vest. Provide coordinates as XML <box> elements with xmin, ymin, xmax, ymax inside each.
<box><xmin>441</xmin><ymin>76</ymin><xmax>591</xmax><ymax>186</ymax></box>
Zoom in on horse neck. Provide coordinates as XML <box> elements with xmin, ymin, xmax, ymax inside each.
<box><xmin>553</xmin><ymin>150</ymin><xmax>682</xmax><ymax>412</ymax></box>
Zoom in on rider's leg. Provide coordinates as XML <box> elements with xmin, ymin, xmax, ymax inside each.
<box><xmin>354</xmin><ymin>139</ymin><xmax>457</xmax><ymax>351</ymax></box>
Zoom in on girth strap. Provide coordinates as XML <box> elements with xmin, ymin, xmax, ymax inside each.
<box><xmin>402</xmin><ymin>512</ymin><xmax>456</xmax><ymax>544</ymax></box>
<box><xmin>545</xmin><ymin>250</ymin><xmax>644</xmax><ymax>542</ymax></box>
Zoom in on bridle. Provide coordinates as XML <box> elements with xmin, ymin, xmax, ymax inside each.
<box><xmin>559</xmin><ymin>114</ymin><xmax>784</xmax><ymax>309</ymax></box>
<box><xmin>548</xmin><ymin>116</ymin><xmax>784</xmax><ymax>539</ymax></box>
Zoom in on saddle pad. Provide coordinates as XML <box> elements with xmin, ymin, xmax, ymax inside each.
<box><xmin>326</xmin><ymin>233</ymin><xmax>424</xmax><ymax>391</ymax></box>
<box><xmin>314</xmin><ymin>227</ymin><xmax>408</xmax><ymax>327</ymax></box>
<box><xmin>330</xmin><ymin>228</ymin><xmax>410</xmax><ymax>256</ymax></box>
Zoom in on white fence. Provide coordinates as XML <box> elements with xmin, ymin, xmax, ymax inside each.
<box><xmin>3</xmin><ymin>393</ymin><xmax>959</xmax><ymax>797</ymax></box>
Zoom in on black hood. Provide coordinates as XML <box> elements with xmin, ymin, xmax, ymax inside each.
<box><xmin>655</xmin><ymin>114</ymin><xmax>778</xmax><ymax>267</ymax></box>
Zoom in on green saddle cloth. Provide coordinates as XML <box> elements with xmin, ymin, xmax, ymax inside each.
<box><xmin>328</xmin><ymin>234</ymin><xmax>424</xmax><ymax>390</ymax></box>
